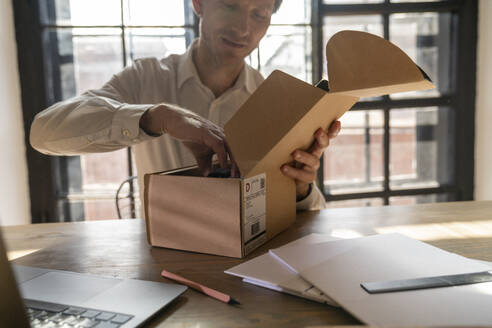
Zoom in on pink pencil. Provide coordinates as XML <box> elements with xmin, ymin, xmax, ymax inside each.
<box><xmin>161</xmin><ymin>269</ymin><xmax>240</xmax><ymax>305</ymax></box>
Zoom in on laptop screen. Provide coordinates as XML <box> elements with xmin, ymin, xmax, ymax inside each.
<box><xmin>0</xmin><ymin>228</ymin><xmax>31</xmax><ymax>328</ymax></box>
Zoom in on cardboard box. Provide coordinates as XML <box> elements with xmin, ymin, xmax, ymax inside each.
<box><xmin>143</xmin><ymin>30</ymin><xmax>434</xmax><ymax>258</ymax></box>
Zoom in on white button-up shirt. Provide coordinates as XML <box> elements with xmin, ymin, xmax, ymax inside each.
<box><xmin>31</xmin><ymin>41</ymin><xmax>326</xmax><ymax>211</ymax></box>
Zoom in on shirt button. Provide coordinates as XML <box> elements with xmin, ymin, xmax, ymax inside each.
<box><xmin>122</xmin><ymin>129</ymin><xmax>131</xmax><ymax>137</ymax></box>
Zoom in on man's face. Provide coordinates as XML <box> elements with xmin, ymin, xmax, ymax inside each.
<box><xmin>197</xmin><ymin>0</ymin><xmax>275</xmax><ymax>65</ymax></box>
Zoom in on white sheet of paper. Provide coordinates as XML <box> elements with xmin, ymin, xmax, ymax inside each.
<box><xmin>272</xmin><ymin>233</ymin><xmax>492</xmax><ymax>326</ymax></box>
<box><xmin>269</xmin><ymin>233</ymin><xmax>367</xmax><ymax>273</ymax></box>
<box><xmin>225</xmin><ymin>234</ymin><xmax>338</xmax><ymax>305</ymax></box>
<box><xmin>241</xmin><ymin>277</ymin><xmax>332</xmax><ymax>304</ymax></box>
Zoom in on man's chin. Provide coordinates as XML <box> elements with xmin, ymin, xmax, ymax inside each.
<box><xmin>215</xmin><ymin>49</ymin><xmax>248</xmax><ymax>66</ymax></box>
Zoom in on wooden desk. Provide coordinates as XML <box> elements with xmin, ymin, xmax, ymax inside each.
<box><xmin>3</xmin><ymin>201</ymin><xmax>492</xmax><ymax>328</ymax></box>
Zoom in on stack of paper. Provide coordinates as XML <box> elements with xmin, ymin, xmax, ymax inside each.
<box><xmin>226</xmin><ymin>233</ymin><xmax>492</xmax><ymax>326</ymax></box>
<box><xmin>225</xmin><ymin>234</ymin><xmax>339</xmax><ymax>306</ymax></box>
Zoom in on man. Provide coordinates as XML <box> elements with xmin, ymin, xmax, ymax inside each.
<box><xmin>30</xmin><ymin>0</ymin><xmax>340</xmax><ymax>211</ymax></box>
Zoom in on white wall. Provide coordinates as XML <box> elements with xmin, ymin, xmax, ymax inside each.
<box><xmin>0</xmin><ymin>0</ymin><xmax>31</xmax><ymax>226</ymax></box>
<box><xmin>475</xmin><ymin>0</ymin><xmax>492</xmax><ymax>200</ymax></box>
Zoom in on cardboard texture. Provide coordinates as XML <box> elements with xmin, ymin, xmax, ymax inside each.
<box><xmin>144</xmin><ymin>30</ymin><xmax>435</xmax><ymax>258</ymax></box>
<box><xmin>145</xmin><ymin>168</ymin><xmax>242</xmax><ymax>257</ymax></box>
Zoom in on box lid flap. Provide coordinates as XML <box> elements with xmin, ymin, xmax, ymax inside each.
<box><xmin>326</xmin><ymin>30</ymin><xmax>435</xmax><ymax>96</ymax></box>
<box><xmin>224</xmin><ymin>70</ymin><xmax>326</xmax><ymax>177</ymax></box>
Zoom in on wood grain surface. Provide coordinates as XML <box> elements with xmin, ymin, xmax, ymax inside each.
<box><xmin>3</xmin><ymin>200</ymin><xmax>492</xmax><ymax>328</ymax></box>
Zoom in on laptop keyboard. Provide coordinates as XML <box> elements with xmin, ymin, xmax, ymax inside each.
<box><xmin>25</xmin><ymin>299</ymin><xmax>134</xmax><ymax>328</ymax></box>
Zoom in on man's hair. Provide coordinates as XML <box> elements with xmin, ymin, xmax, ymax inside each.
<box><xmin>274</xmin><ymin>0</ymin><xmax>283</xmax><ymax>13</ymax></box>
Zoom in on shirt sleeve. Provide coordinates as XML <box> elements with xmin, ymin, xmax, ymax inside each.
<box><xmin>296</xmin><ymin>183</ymin><xmax>326</xmax><ymax>211</ymax></box>
<box><xmin>30</xmin><ymin>59</ymin><xmax>156</xmax><ymax>156</ymax></box>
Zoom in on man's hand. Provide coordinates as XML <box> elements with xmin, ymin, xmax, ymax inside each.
<box><xmin>281</xmin><ymin>121</ymin><xmax>341</xmax><ymax>201</ymax></box>
<box><xmin>140</xmin><ymin>104</ymin><xmax>238</xmax><ymax>177</ymax></box>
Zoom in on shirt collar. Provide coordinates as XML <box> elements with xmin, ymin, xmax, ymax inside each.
<box><xmin>235</xmin><ymin>63</ymin><xmax>256</xmax><ymax>95</ymax></box>
<box><xmin>177</xmin><ymin>39</ymin><xmax>256</xmax><ymax>95</ymax></box>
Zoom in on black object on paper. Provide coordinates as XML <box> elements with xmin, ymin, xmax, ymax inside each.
<box><xmin>361</xmin><ymin>270</ymin><xmax>492</xmax><ymax>294</ymax></box>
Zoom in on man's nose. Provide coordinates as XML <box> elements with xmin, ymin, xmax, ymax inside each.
<box><xmin>231</xmin><ymin>11</ymin><xmax>250</xmax><ymax>38</ymax></box>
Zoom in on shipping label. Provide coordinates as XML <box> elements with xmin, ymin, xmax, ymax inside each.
<box><xmin>243</xmin><ymin>173</ymin><xmax>266</xmax><ymax>244</ymax></box>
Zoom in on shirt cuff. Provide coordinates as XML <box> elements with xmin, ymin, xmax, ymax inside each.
<box><xmin>296</xmin><ymin>183</ymin><xmax>326</xmax><ymax>211</ymax></box>
<box><xmin>111</xmin><ymin>104</ymin><xmax>157</xmax><ymax>145</ymax></box>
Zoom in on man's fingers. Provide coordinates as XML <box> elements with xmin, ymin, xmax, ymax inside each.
<box><xmin>205</xmin><ymin>134</ymin><xmax>228</xmax><ymax>168</ymax></box>
<box><xmin>280</xmin><ymin>122</ymin><xmax>341</xmax><ymax>186</ymax></box>
<box><xmin>292</xmin><ymin>150</ymin><xmax>319</xmax><ymax>171</ymax></box>
<box><xmin>310</xmin><ymin>133</ymin><xmax>329</xmax><ymax>158</ymax></box>
<box><xmin>328</xmin><ymin>120</ymin><xmax>341</xmax><ymax>138</ymax></box>
<box><xmin>281</xmin><ymin>164</ymin><xmax>316</xmax><ymax>184</ymax></box>
<box><xmin>308</xmin><ymin>121</ymin><xmax>341</xmax><ymax>158</ymax></box>
<box><xmin>225</xmin><ymin>141</ymin><xmax>240</xmax><ymax>177</ymax></box>
<box><xmin>196</xmin><ymin>154</ymin><xmax>213</xmax><ymax>177</ymax></box>
<box><xmin>231</xmin><ymin>162</ymin><xmax>239</xmax><ymax>178</ymax></box>
<box><xmin>315</xmin><ymin>128</ymin><xmax>331</xmax><ymax>148</ymax></box>
<box><xmin>213</xmin><ymin>144</ymin><xmax>228</xmax><ymax>168</ymax></box>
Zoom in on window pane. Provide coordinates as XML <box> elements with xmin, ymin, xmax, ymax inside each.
<box><xmin>323</xmin><ymin>15</ymin><xmax>383</xmax><ymax>79</ymax></box>
<box><xmin>57</xmin><ymin>200</ymin><xmax>84</xmax><ymax>222</ymax></box>
<box><xmin>326</xmin><ymin>198</ymin><xmax>384</xmax><ymax>208</ymax></box>
<box><xmin>324</xmin><ymin>110</ymin><xmax>384</xmax><ymax>194</ymax></box>
<box><xmin>391</xmin><ymin>0</ymin><xmax>439</xmax><ymax>2</ymax></box>
<box><xmin>81</xmin><ymin>150</ymin><xmax>129</xmax><ymax>189</ymax></box>
<box><xmin>390</xmin><ymin>12</ymin><xmax>452</xmax><ymax>99</ymax></box>
<box><xmin>39</xmin><ymin>0</ymin><xmax>122</xmax><ymax>26</ymax></box>
<box><xmin>84</xmin><ymin>199</ymin><xmax>120</xmax><ymax>220</ymax></box>
<box><xmin>80</xmin><ymin>151</ymin><xmax>130</xmax><ymax>221</ymax></box>
<box><xmin>73</xmin><ymin>35</ymin><xmax>129</xmax><ymax>219</ymax></box>
<box><xmin>125</xmin><ymin>28</ymin><xmax>189</xmax><ymax>61</ymax></box>
<box><xmin>259</xmin><ymin>26</ymin><xmax>312</xmax><ymax>82</ymax></box>
<box><xmin>58</xmin><ymin>197</ymin><xmax>131</xmax><ymax>221</ymax></box>
<box><xmin>246</xmin><ymin>48</ymin><xmax>260</xmax><ymax>71</ymax></box>
<box><xmin>123</xmin><ymin>0</ymin><xmax>187</xmax><ymax>26</ymax></box>
<box><xmin>73</xmin><ymin>149</ymin><xmax>131</xmax><ymax>221</ymax></box>
<box><xmin>44</xmin><ymin>28</ymin><xmax>123</xmax><ymax>99</ymax></box>
<box><xmin>324</xmin><ymin>0</ymin><xmax>383</xmax><ymax>3</ymax></box>
<box><xmin>389</xmin><ymin>107</ymin><xmax>455</xmax><ymax>190</ymax></box>
<box><xmin>44</xmin><ymin>27</ymin><xmax>130</xmax><ymax>221</ymax></box>
<box><xmin>271</xmin><ymin>0</ymin><xmax>310</xmax><ymax>25</ymax></box>
<box><xmin>74</xmin><ymin>32</ymin><xmax>123</xmax><ymax>94</ymax></box>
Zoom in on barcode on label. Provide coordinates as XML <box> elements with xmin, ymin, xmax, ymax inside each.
<box><xmin>260</xmin><ymin>178</ymin><xmax>265</xmax><ymax>189</ymax></box>
<box><xmin>251</xmin><ymin>222</ymin><xmax>260</xmax><ymax>236</ymax></box>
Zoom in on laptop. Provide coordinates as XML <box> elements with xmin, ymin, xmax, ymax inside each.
<box><xmin>0</xmin><ymin>229</ymin><xmax>187</xmax><ymax>328</ymax></box>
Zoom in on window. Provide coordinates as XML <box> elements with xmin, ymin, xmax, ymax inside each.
<box><xmin>318</xmin><ymin>0</ymin><xmax>476</xmax><ymax>207</ymax></box>
<box><xmin>26</xmin><ymin>0</ymin><xmax>197</xmax><ymax>221</ymax></box>
<box><xmin>14</xmin><ymin>0</ymin><xmax>476</xmax><ymax>222</ymax></box>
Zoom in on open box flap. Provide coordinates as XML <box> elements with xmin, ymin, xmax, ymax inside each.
<box><xmin>224</xmin><ymin>70</ymin><xmax>326</xmax><ymax>177</ymax></box>
<box><xmin>225</xmin><ymin>30</ymin><xmax>435</xmax><ymax>177</ymax></box>
<box><xmin>326</xmin><ymin>30</ymin><xmax>435</xmax><ymax>97</ymax></box>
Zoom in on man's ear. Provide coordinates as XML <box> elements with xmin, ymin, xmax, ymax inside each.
<box><xmin>191</xmin><ymin>0</ymin><xmax>203</xmax><ymax>17</ymax></box>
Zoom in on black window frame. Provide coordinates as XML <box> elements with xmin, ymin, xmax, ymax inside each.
<box><xmin>314</xmin><ymin>0</ymin><xmax>476</xmax><ymax>206</ymax></box>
